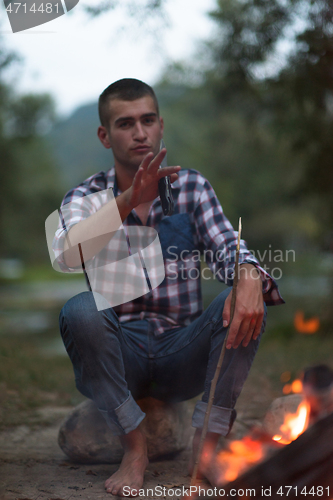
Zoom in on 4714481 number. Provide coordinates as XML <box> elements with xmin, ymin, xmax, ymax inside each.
<box><xmin>276</xmin><ymin>486</ymin><xmax>330</xmax><ymax>496</ymax></box>
<box><xmin>5</xmin><ymin>3</ymin><xmax>60</xmax><ymax>14</ymax></box>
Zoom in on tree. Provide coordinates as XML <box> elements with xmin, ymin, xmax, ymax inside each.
<box><xmin>83</xmin><ymin>0</ymin><xmax>165</xmax><ymax>18</ymax></box>
<box><xmin>0</xmin><ymin>41</ymin><xmax>62</xmax><ymax>265</ymax></box>
<box><xmin>82</xmin><ymin>0</ymin><xmax>167</xmax><ymax>34</ymax></box>
<box><xmin>206</xmin><ymin>0</ymin><xmax>333</xmax><ymax>243</ymax></box>
<box><xmin>193</xmin><ymin>0</ymin><xmax>333</xmax><ymax>325</ymax></box>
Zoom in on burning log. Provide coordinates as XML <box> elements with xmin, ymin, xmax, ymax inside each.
<box><xmin>193</xmin><ymin>410</ymin><xmax>333</xmax><ymax>499</ymax></box>
<box><xmin>193</xmin><ymin>365</ymin><xmax>333</xmax><ymax>500</ymax></box>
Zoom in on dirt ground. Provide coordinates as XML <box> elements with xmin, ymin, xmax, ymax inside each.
<box><xmin>0</xmin><ymin>373</ymin><xmax>273</xmax><ymax>500</ymax></box>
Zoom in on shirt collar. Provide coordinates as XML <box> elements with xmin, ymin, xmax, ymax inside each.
<box><xmin>106</xmin><ymin>166</ymin><xmax>116</xmax><ymax>190</ymax></box>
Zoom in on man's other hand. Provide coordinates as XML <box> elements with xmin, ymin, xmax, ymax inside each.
<box><xmin>222</xmin><ymin>263</ymin><xmax>264</xmax><ymax>349</ymax></box>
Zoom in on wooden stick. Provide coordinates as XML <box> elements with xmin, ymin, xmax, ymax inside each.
<box><xmin>191</xmin><ymin>217</ymin><xmax>242</xmax><ymax>486</ymax></box>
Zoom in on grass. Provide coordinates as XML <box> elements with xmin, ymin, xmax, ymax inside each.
<box><xmin>0</xmin><ymin>333</ymin><xmax>85</xmax><ymax>429</ymax></box>
<box><xmin>252</xmin><ymin>331</ymin><xmax>333</xmax><ymax>392</ymax></box>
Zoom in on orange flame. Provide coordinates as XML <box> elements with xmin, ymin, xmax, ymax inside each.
<box><xmin>272</xmin><ymin>400</ymin><xmax>310</xmax><ymax>445</ymax></box>
<box><xmin>217</xmin><ymin>399</ymin><xmax>310</xmax><ymax>484</ymax></box>
<box><xmin>216</xmin><ymin>436</ymin><xmax>265</xmax><ymax>483</ymax></box>
<box><xmin>294</xmin><ymin>311</ymin><xmax>320</xmax><ymax>334</ymax></box>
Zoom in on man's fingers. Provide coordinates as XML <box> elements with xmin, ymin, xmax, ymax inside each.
<box><xmin>228</xmin><ymin>311</ymin><xmax>264</xmax><ymax>349</ymax></box>
<box><xmin>243</xmin><ymin>311</ymin><xmax>264</xmax><ymax>347</ymax></box>
<box><xmin>132</xmin><ymin>167</ymin><xmax>143</xmax><ymax>189</ymax></box>
<box><xmin>241</xmin><ymin>320</ymin><xmax>256</xmax><ymax>347</ymax></box>
<box><xmin>233</xmin><ymin>316</ymin><xmax>252</xmax><ymax>348</ymax></box>
<box><xmin>129</xmin><ymin>168</ymin><xmax>144</xmax><ymax>206</ymax></box>
<box><xmin>140</xmin><ymin>151</ymin><xmax>154</xmax><ymax>171</ymax></box>
<box><xmin>226</xmin><ymin>307</ymin><xmax>262</xmax><ymax>349</ymax></box>
<box><xmin>169</xmin><ymin>173</ymin><xmax>179</xmax><ymax>183</ymax></box>
<box><xmin>158</xmin><ymin>166</ymin><xmax>181</xmax><ymax>178</ymax></box>
<box><xmin>142</xmin><ymin>148</ymin><xmax>180</xmax><ymax>180</ymax></box>
<box><xmin>146</xmin><ymin>148</ymin><xmax>167</xmax><ymax>174</ymax></box>
<box><xmin>226</xmin><ymin>317</ymin><xmax>242</xmax><ymax>349</ymax></box>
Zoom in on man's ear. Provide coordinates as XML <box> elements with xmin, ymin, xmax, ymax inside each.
<box><xmin>97</xmin><ymin>126</ymin><xmax>112</xmax><ymax>149</ymax></box>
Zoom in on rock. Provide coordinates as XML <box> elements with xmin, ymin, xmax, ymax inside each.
<box><xmin>58</xmin><ymin>397</ymin><xmax>192</xmax><ymax>464</ymax></box>
<box><xmin>262</xmin><ymin>394</ymin><xmax>303</xmax><ymax>436</ymax></box>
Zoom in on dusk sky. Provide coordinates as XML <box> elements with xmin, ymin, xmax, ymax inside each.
<box><xmin>1</xmin><ymin>0</ymin><xmax>216</xmax><ymax>116</ymax></box>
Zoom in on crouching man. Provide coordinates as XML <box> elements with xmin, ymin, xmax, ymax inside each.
<box><xmin>52</xmin><ymin>79</ymin><xmax>284</xmax><ymax>495</ymax></box>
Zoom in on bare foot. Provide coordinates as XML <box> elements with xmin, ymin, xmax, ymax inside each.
<box><xmin>188</xmin><ymin>428</ymin><xmax>221</xmax><ymax>486</ymax></box>
<box><xmin>105</xmin><ymin>427</ymin><xmax>148</xmax><ymax>496</ymax></box>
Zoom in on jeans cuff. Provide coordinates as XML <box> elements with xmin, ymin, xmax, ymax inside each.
<box><xmin>99</xmin><ymin>392</ymin><xmax>146</xmax><ymax>435</ymax></box>
<box><xmin>192</xmin><ymin>401</ymin><xmax>237</xmax><ymax>436</ymax></box>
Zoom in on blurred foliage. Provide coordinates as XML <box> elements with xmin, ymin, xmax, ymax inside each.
<box><xmin>156</xmin><ymin>0</ymin><xmax>333</xmax><ymax>257</ymax></box>
<box><xmin>209</xmin><ymin>0</ymin><xmax>333</xmax><ymax>247</ymax></box>
<box><xmin>0</xmin><ymin>41</ymin><xmax>62</xmax><ymax>264</ymax></box>
<box><xmin>83</xmin><ymin>0</ymin><xmax>165</xmax><ymax>17</ymax></box>
<box><xmin>82</xmin><ymin>0</ymin><xmax>167</xmax><ymax>34</ymax></box>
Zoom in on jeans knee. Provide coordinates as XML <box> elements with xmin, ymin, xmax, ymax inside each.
<box><xmin>59</xmin><ymin>291</ymin><xmax>118</xmax><ymax>343</ymax></box>
<box><xmin>60</xmin><ymin>291</ymin><xmax>93</xmax><ymax>328</ymax></box>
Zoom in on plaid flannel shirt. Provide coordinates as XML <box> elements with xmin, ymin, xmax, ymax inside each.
<box><xmin>53</xmin><ymin>167</ymin><xmax>284</xmax><ymax>335</ymax></box>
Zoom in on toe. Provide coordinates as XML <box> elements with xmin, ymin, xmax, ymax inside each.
<box><xmin>105</xmin><ymin>480</ymin><xmax>116</xmax><ymax>494</ymax></box>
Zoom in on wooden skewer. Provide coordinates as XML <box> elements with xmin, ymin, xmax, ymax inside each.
<box><xmin>190</xmin><ymin>217</ymin><xmax>242</xmax><ymax>486</ymax></box>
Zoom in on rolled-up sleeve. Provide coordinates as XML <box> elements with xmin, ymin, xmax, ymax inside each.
<box><xmin>51</xmin><ymin>189</ymin><xmax>97</xmax><ymax>272</ymax></box>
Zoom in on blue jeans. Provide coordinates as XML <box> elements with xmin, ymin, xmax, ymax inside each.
<box><xmin>59</xmin><ymin>288</ymin><xmax>266</xmax><ymax>436</ymax></box>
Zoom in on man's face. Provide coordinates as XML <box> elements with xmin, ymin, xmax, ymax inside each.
<box><xmin>101</xmin><ymin>96</ymin><xmax>164</xmax><ymax>173</ymax></box>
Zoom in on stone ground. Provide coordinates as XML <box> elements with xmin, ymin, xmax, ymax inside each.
<box><xmin>0</xmin><ymin>374</ymin><xmax>274</xmax><ymax>500</ymax></box>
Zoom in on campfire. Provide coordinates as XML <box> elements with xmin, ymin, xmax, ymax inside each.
<box><xmin>194</xmin><ymin>365</ymin><xmax>333</xmax><ymax>499</ymax></box>
<box><xmin>215</xmin><ymin>384</ymin><xmax>310</xmax><ymax>484</ymax></box>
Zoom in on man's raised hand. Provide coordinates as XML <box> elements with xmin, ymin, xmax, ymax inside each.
<box><xmin>128</xmin><ymin>148</ymin><xmax>181</xmax><ymax>209</ymax></box>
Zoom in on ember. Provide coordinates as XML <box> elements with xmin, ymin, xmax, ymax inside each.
<box><xmin>294</xmin><ymin>310</ymin><xmax>320</xmax><ymax>334</ymax></box>
<box><xmin>283</xmin><ymin>378</ymin><xmax>303</xmax><ymax>395</ymax></box>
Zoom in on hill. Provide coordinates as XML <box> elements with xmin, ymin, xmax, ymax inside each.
<box><xmin>47</xmin><ymin>103</ymin><xmax>113</xmax><ymax>188</ymax></box>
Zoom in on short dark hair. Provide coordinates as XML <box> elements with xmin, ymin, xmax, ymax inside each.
<box><xmin>98</xmin><ymin>78</ymin><xmax>159</xmax><ymax>127</ymax></box>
